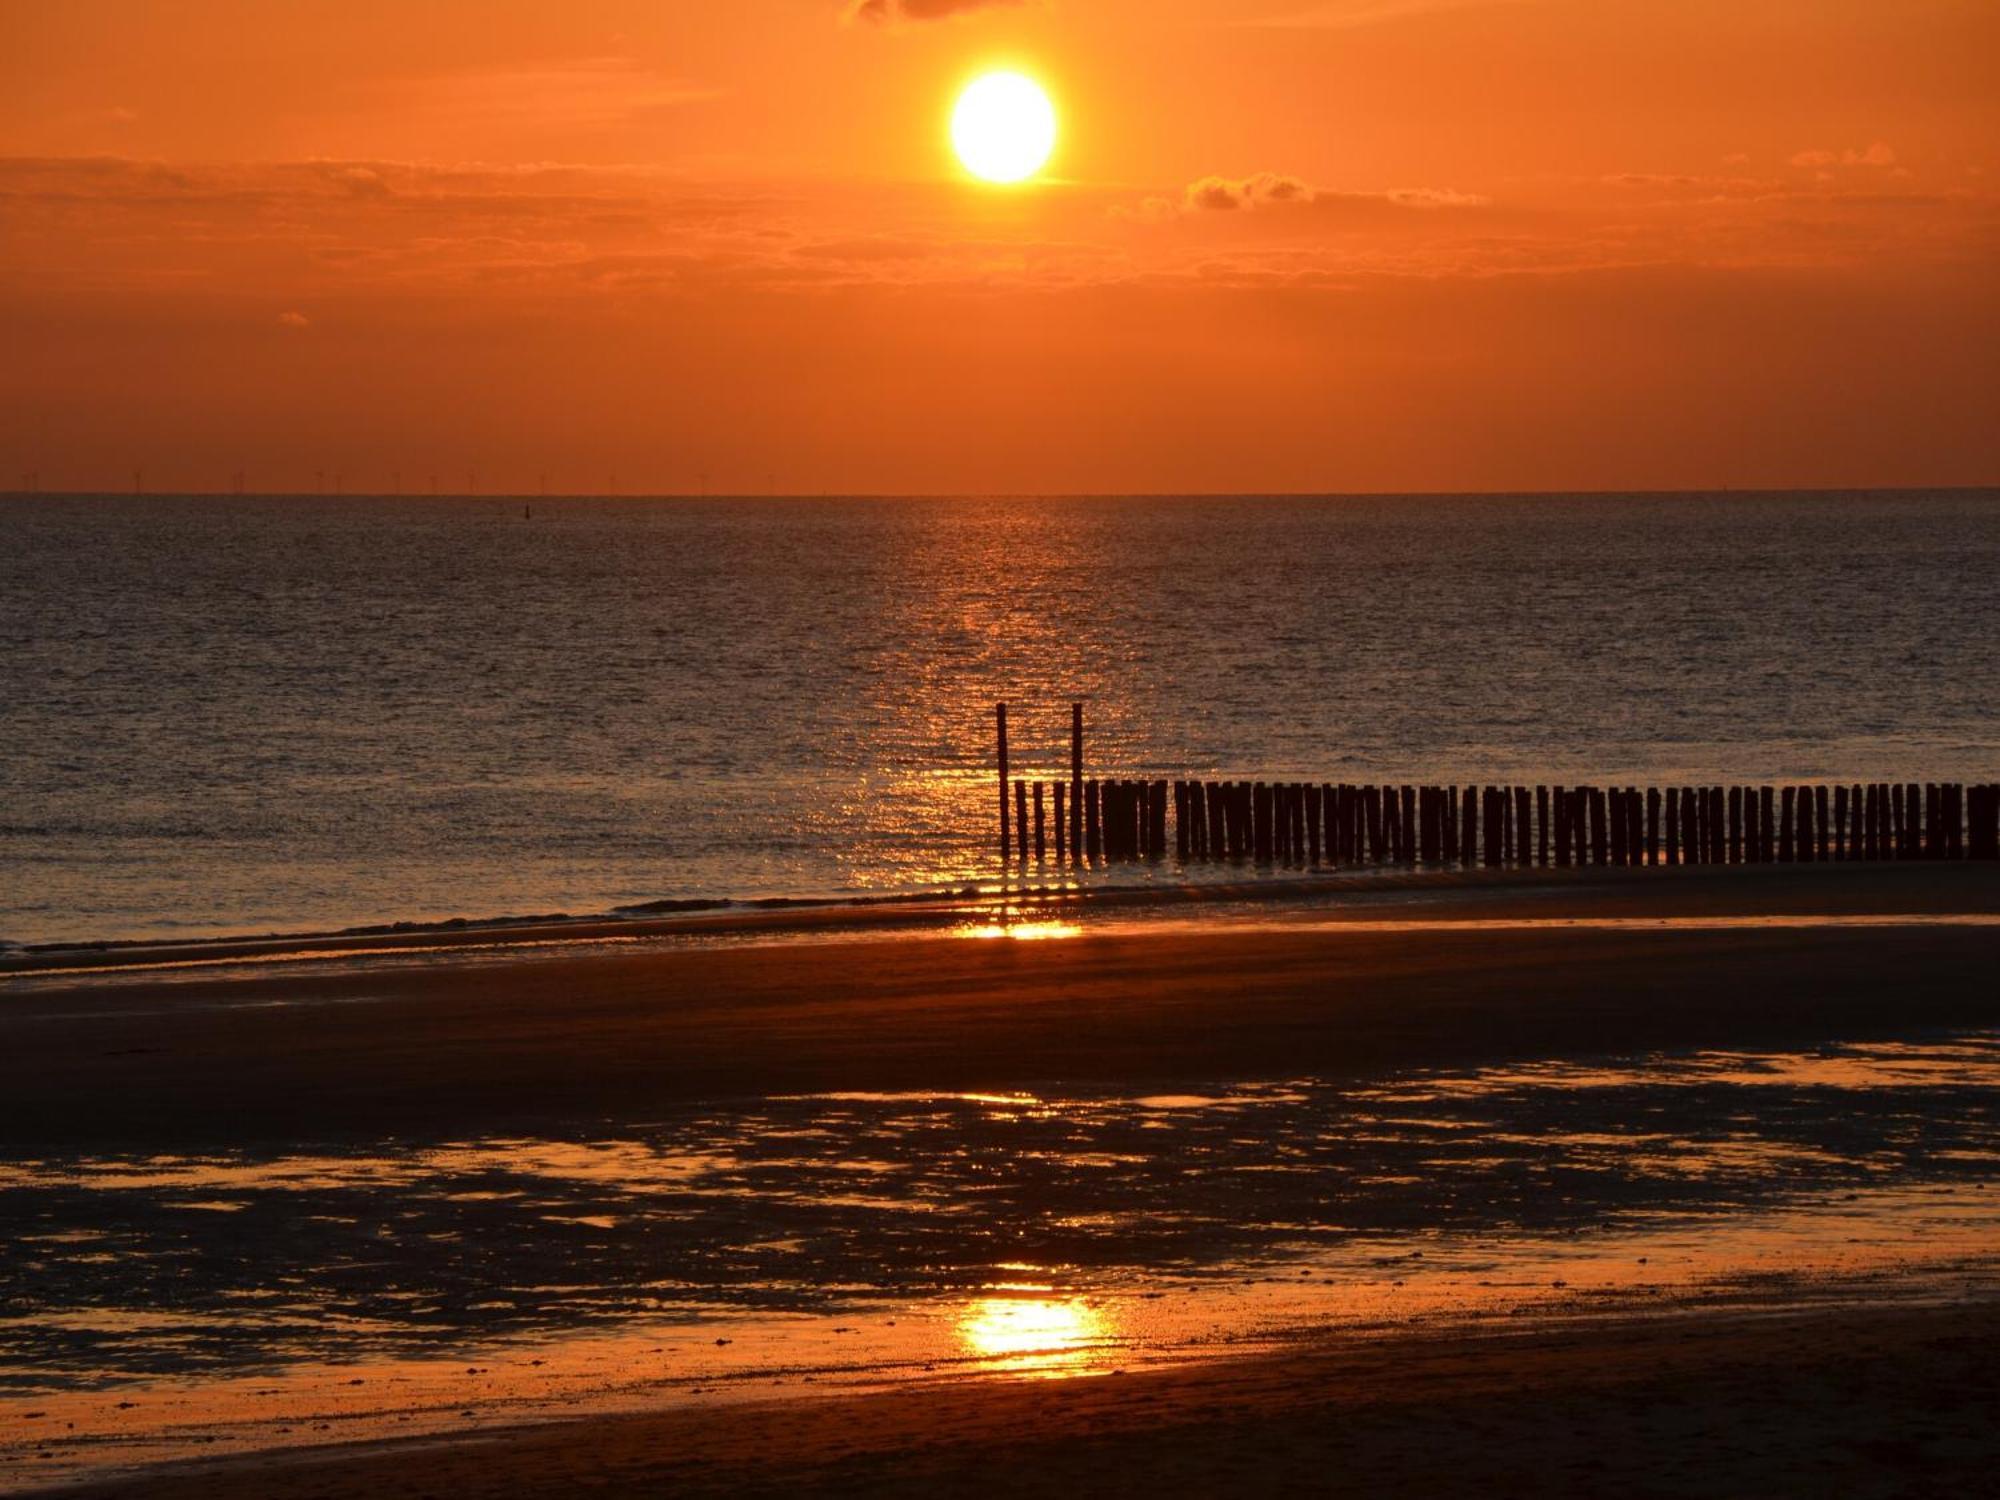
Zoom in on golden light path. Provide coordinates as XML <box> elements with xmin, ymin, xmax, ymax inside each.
<box><xmin>951</xmin><ymin>71</ymin><xmax>1057</xmax><ymax>184</ymax></box>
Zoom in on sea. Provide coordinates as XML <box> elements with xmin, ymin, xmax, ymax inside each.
<box><xmin>3</xmin><ymin>490</ymin><xmax>1996</xmax><ymax>946</ymax></box>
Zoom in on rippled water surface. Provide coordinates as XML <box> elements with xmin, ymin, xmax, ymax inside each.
<box><xmin>4</xmin><ymin>491</ymin><xmax>1997</xmax><ymax>942</ymax></box>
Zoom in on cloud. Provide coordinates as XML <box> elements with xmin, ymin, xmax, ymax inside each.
<box><xmin>1184</xmin><ymin>172</ymin><xmax>1314</xmax><ymax>211</ymax></box>
<box><xmin>1791</xmin><ymin>143</ymin><xmax>1898</xmax><ymax>169</ymax></box>
<box><xmin>1152</xmin><ymin>173</ymin><xmax>1490</xmax><ymax>217</ymax></box>
<box><xmin>276</xmin><ymin>311</ymin><xmax>310</xmax><ymax>328</ymax></box>
<box><xmin>847</xmin><ymin>0</ymin><xmax>1027</xmax><ymax>23</ymax></box>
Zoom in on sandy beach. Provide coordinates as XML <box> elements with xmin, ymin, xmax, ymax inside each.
<box><xmin>6</xmin><ymin>863</ymin><xmax>1999</xmax><ymax>1496</ymax></box>
<box><xmin>47</xmin><ymin>1297</ymin><xmax>1999</xmax><ymax>1499</ymax></box>
<box><xmin>6</xmin><ymin>863</ymin><xmax>1998</xmax><ymax>1151</ymax></box>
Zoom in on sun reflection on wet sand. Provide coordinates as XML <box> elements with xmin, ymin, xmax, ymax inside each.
<box><xmin>952</xmin><ymin>921</ymin><xmax>1083</xmax><ymax>941</ymax></box>
<box><xmin>956</xmin><ymin>1295</ymin><xmax>1115</xmax><ymax>1376</ymax></box>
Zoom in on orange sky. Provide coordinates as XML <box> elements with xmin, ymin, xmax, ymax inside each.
<box><xmin>2</xmin><ymin>0</ymin><xmax>1995</xmax><ymax>494</ymax></box>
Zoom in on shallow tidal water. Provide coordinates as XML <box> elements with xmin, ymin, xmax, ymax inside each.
<box><xmin>2</xmin><ymin>1031</ymin><xmax>1995</xmax><ymax>1485</ymax></box>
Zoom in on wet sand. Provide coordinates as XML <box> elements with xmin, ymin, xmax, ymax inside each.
<box><xmin>44</xmin><ymin>1296</ymin><xmax>2000</xmax><ymax>1499</ymax></box>
<box><xmin>5</xmin><ymin>864</ymin><xmax>1997</xmax><ymax>1151</ymax></box>
<box><xmin>7</xmin><ymin>863</ymin><xmax>1998</xmax><ymax>1495</ymax></box>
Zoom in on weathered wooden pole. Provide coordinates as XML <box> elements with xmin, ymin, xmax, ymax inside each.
<box><xmin>1033</xmin><ymin>781</ymin><xmax>1046</xmax><ymax>861</ymax></box>
<box><xmin>1015</xmin><ymin>778</ymin><xmax>1029</xmax><ymax>862</ymax></box>
<box><xmin>1085</xmin><ymin>778</ymin><xmax>1102</xmax><ymax>863</ymax></box>
<box><xmin>1150</xmin><ymin>779</ymin><xmax>1168</xmax><ymax>861</ymax></box>
<box><xmin>995</xmin><ymin>702</ymin><xmax>1011</xmax><ymax>859</ymax></box>
<box><xmin>1054</xmin><ymin>783</ymin><xmax>1067</xmax><ymax>861</ymax></box>
<box><xmin>1068</xmin><ymin>703</ymin><xmax>1084</xmax><ymax>860</ymax></box>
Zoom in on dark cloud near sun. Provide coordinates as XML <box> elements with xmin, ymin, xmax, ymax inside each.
<box><xmin>846</xmin><ymin>0</ymin><xmax>1029</xmax><ymax>24</ymax></box>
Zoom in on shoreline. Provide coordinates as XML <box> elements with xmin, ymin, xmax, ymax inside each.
<box><xmin>7</xmin><ymin>863</ymin><xmax>1997</xmax><ymax>1152</ymax></box>
<box><xmin>8</xmin><ymin>859</ymin><xmax>2000</xmax><ymax>981</ymax></box>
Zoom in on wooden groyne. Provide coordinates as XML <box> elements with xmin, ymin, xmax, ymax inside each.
<box><xmin>995</xmin><ymin>704</ymin><xmax>2000</xmax><ymax>868</ymax></box>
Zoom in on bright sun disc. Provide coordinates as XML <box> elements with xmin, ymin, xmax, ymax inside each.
<box><xmin>952</xmin><ymin>72</ymin><xmax>1056</xmax><ymax>184</ymax></box>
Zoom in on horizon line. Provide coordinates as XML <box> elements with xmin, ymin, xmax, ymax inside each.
<box><xmin>5</xmin><ymin>484</ymin><xmax>1999</xmax><ymax>503</ymax></box>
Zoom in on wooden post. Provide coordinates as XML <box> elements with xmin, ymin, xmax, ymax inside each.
<box><xmin>1069</xmin><ymin>703</ymin><xmax>1084</xmax><ymax>860</ymax></box>
<box><xmin>1015</xmin><ymin>779</ymin><xmax>1029</xmax><ymax>862</ymax></box>
<box><xmin>995</xmin><ymin>702</ymin><xmax>1011</xmax><ymax>859</ymax></box>
<box><xmin>1461</xmin><ymin>786</ymin><xmax>1477</xmax><ymax>868</ymax></box>
<box><xmin>1779</xmin><ymin>786</ymin><xmax>1795</xmax><ymax>862</ymax></box>
<box><xmin>1609</xmin><ymin>788</ymin><xmax>1627</xmax><ymax>866</ymax></box>
<box><xmin>1034</xmin><ymin>781</ymin><xmax>1046</xmax><ymax>861</ymax></box>
<box><xmin>1054</xmin><ymin>783</ymin><xmax>1067</xmax><ymax>861</ymax></box>
<box><xmin>1253</xmin><ymin>782</ymin><xmax>1273</xmax><ymax>863</ymax></box>
<box><xmin>1536</xmin><ymin>786</ymin><xmax>1551</xmax><ymax>867</ymax></box>
<box><xmin>1833</xmin><ymin>784</ymin><xmax>1847</xmax><ymax>861</ymax></box>
<box><xmin>1727</xmin><ymin>786</ymin><xmax>1742</xmax><ymax>865</ymax></box>
<box><xmin>1150</xmin><ymin>779</ymin><xmax>1168</xmax><ymax>861</ymax></box>
<box><xmin>1086</xmin><ymin>779</ymin><xmax>1102</xmax><ymax>863</ymax></box>
<box><xmin>1307</xmin><ymin>784</ymin><xmax>1324</xmax><ymax>865</ymax></box>
<box><xmin>1209</xmin><ymin>782</ymin><xmax>1227</xmax><ymax>861</ymax></box>
<box><xmin>1590</xmin><ymin>787</ymin><xmax>1610</xmax><ymax>866</ymax></box>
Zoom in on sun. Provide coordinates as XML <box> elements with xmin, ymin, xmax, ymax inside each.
<box><xmin>951</xmin><ymin>72</ymin><xmax>1057</xmax><ymax>185</ymax></box>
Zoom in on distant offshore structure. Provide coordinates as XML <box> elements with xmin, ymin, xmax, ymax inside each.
<box><xmin>994</xmin><ymin>703</ymin><xmax>1998</xmax><ymax>870</ymax></box>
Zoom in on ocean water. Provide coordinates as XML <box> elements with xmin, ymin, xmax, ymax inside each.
<box><xmin>2</xmin><ymin>491</ymin><xmax>1996</xmax><ymax>944</ymax></box>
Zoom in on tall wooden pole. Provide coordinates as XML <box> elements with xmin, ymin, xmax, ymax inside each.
<box><xmin>995</xmin><ymin>702</ymin><xmax>1010</xmax><ymax>859</ymax></box>
<box><xmin>1069</xmin><ymin>702</ymin><xmax>1084</xmax><ymax>862</ymax></box>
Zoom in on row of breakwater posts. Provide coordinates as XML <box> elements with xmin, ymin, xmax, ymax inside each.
<box><xmin>993</xmin><ymin>704</ymin><xmax>2000</xmax><ymax>868</ymax></box>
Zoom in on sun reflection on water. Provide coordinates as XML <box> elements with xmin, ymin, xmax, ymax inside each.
<box><xmin>955</xmin><ymin>1295</ymin><xmax>1114</xmax><ymax>1376</ymax></box>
